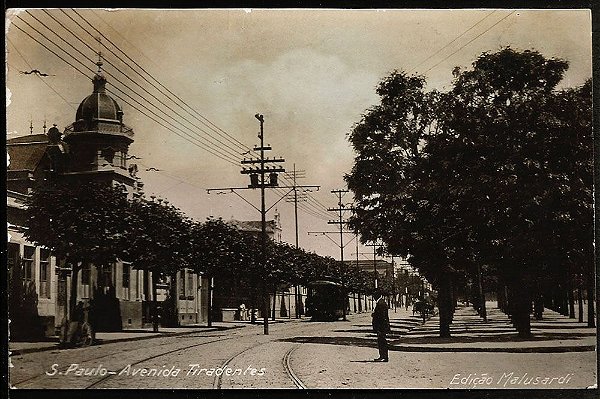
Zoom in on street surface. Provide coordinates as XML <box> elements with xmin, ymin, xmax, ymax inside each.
<box><xmin>9</xmin><ymin>304</ymin><xmax>596</xmax><ymax>389</ymax></box>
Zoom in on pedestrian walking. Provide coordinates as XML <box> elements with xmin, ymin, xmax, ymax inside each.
<box><xmin>371</xmin><ymin>289</ymin><xmax>390</xmax><ymax>362</ymax></box>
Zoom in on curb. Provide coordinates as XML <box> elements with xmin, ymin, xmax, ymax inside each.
<box><xmin>9</xmin><ymin>324</ymin><xmax>245</xmax><ymax>356</ymax></box>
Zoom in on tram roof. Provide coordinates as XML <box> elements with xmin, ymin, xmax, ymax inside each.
<box><xmin>309</xmin><ymin>280</ymin><xmax>342</xmax><ymax>287</ymax></box>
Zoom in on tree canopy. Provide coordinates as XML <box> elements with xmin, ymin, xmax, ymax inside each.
<box><xmin>346</xmin><ymin>47</ymin><xmax>593</xmax><ymax>336</ymax></box>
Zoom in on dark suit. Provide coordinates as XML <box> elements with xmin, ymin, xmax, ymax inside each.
<box><xmin>372</xmin><ymin>297</ymin><xmax>390</xmax><ymax>360</ymax></box>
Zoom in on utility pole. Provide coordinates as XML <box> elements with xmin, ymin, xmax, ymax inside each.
<box><xmin>208</xmin><ymin>114</ymin><xmax>283</xmax><ymax>335</ymax></box>
<box><xmin>246</xmin><ymin>113</ymin><xmax>282</xmax><ymax>335</ymax></box>
<box><xmin>327</xmin><ymin>189</ymin><xmax>351</xmax><ymax>321</ymax></box>
<box><xmin>284</xmin><ymin>166</ymin><xmax>319</xmax><ymax>319</ymax></box>
<box><xmin>207</xmin><ymin>115</ymin><xmax>318</xmax><ymax>335</ymax></box>
<box><xmin>364</xmin><ymin>242</ymin><xmax>382</xmax><ymax>289</ymax></box>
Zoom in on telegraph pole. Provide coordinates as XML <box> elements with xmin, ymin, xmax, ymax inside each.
<box><xmin>327</xmin><ymin>189</ymin><xmax>351</xmax><ymax>321</ymax></box>
<box><xmin>208</xmin><ymin>115</ymin><xmax>317</xmax><ymax>334</ymax></box>
<box><xmin>292</xmin><ymin>165</ymin><xmax>301</xmax><ymax>319</ymax></box>
<box><xmin>247</xmin><ymin>113</ymin><xmax>280</xmax><ymax>335</ymax></box>
<box><xmin>284</xmin><ymin>166</ymin><xmax>319</xmax><ymax>318</ymax></box>
<box><xmin>208</xmin><ymin>114</ymin><xmax>284</xmax><ymax>335</ymax></box>
<box><xmin>364</xmin><ymin>242</ymin><xmax>383</xmax><ymax>289</ymax></box>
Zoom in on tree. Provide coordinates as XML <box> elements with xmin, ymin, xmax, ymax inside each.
<box><xmin>25</xmin><ymin>180</ymin><xmax>131</xmax><ymax>320</ymax></box>
<box><xmin>126</xmin><ymin>197</ymin><xmax>193</xmax><ymax>330</ymax></box>
<box><xmin>189</xmin><ymin>218</ymin><xmax>247</xmax><ymax>325</ymax></box>
<box><xmin>346</xmin><ymin>48</ymin><xmax>593</xmax><ymax>337</ymax></box>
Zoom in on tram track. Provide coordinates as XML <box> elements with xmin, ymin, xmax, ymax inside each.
<box><xmin>85</xmin><ymin>336</ymin><xmax>234</xmax><ymax>388</ymax></box>
<box><xmin>14</xmin><ymin>314</ymin><xmax>385</xmax><ymax>389</ymax></box>
<box><xmin>10</xmin><ymin>332</ymin><xmax>231</xmax><ymax>387</ymax></box>
<box><xmin>212</xmin><ymin>340</ymin><xmax>271</xmax><ymax>389</ymax></box>
<box><xmin>213</xmin><ymin>320</ymin><xmax>315</xmax><ymax>389</ymax></box>
<box><xmin>282</xmin><ymin>344</ymin><xmax>305</xmax><ymax>389</ymax></box>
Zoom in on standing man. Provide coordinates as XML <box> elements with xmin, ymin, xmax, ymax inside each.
<box><xmin>371</xmin><ymin>289</ymin><xmax>390</xmax><ymax>362</ymax></box>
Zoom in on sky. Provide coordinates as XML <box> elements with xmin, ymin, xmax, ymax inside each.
<box><xmin>5</xmin><ymin>8</ymin><xmax>593</xmax><ymax>261</ymax></box>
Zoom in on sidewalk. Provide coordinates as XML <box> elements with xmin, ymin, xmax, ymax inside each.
<box><xmin>290</xmin><ymin>303</ymin><xmax>597</xmax><ymax>388</ymax></box>
<box><xmin>9</xmin><ymin>315</ymin><xmax>305</xmax><ymax>356</ymax></box>
<box><xmin>9</xmin><ymin>322</ymin><xmax>242</xmax><ymax>356</ymax></box>
<box><xmin>390</xmin><ymin>302</ymin><xmax>597</xmax><ymax>353</ymax></box>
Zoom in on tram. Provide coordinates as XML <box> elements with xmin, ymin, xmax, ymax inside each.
<box><xmin>306</xmin><ymin>280</ymin><xmax>346</xmax><ymax>321</ymax></box>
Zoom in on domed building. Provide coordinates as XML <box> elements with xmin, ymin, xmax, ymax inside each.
<box><xmin>62</xmin><ymin>60</ymin><xmax>139</xmax><ymax>193</ymax></box>
<box><xmin>7</xmin><ymin>62</ymin><xmax>157</xmax><ymax>337</ymax></box>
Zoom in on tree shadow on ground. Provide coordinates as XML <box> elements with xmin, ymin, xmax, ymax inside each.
<box><xmin>389</xmin><ymin>344</ymin><xmax>596</xmax><ymax>353</ymax></box>
<box><xmin>279</xmin><ymin>336</ymin><xmax>377</xmax><ymax>349</ymax></box>
<box><xmin>278</xmin><ymin>336</ymin><xmax>595</xmax><ymax>353</ymax></box>
<box><xmin>398</xmin><ymin>331</ymin><xmax>596</xmax><ymax>344</ymax></box>
<box><xmin>333</xmin><ymin>328</ymin><xmax>415</xmax><ymax>335</ymax></box>
<box><xmin>529</xmin><ymin>324</ymin><xmax>595</xmax><ymax>330</ymax></box>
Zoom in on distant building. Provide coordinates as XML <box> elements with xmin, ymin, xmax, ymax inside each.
<box><xmin>344</xmin><ymin>259</ymin><xmax>395</xmax><ymax>282</ymax></box>
<box><xmin>228</xmin><ymin>212</ymin><xmax>282</xmax><ymax>241</ymax></box>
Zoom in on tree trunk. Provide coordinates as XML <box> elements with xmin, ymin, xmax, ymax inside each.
<box><xmin>586</xmin><ymin>276</ymin><xmax>595</xmax><ymax>328</ymax></box>
<box><xmin>476</xmin><ymin>264</ymin><xmax>487</xmax><ymax>322</ymax></box>
<box><xmin>342</xmin><ymin>285</ymin><xmax>347</xmax><ymax>321</ymax></box>
<box><xmin>171</xmin><ymin>271</ymin><xmax>179</xmax><ymax>327</ymax></box>
<box><xmin>280</xmin><ymin>291</ymin><xmax>287</xmax><ymax>318</ymax></box>
<box><xmin>509</xmin><ymin>281</ymin><xmax>532</xmax><ymax>338</ymax></box>
<box><xmin>504</xmin><ymin>285</ymin><xmax>510</xmax><ymax>315</ymax></box>
<box><xmin>577</xmin><ymin>284</ymin><xmax>584</xmax><ymax>323</ymax></box>
<box><xmin>207</xmin><ymin>275</ymin><xmax>212</xmax><ymax>327</ymax></box>
<box><xmin>533</xmin><ymin>291</ymin><xmax>544</xmax><ymax>320</ymax></box>
<box><xmin>568</xmin><ymin>285</ymin><xmax>575</xmax><ymax>319</ymax></box>
<box><xmin>152</xmin><ymin>275</ymin><xmax>159</xmax><ymax>332</ymax></box>
<box><xmin>295</xmin><ymin>285</ymin><xmax>300</xmax><ymax>319</ymax></box>
<box><xmin>250</xmin><ymin>288</ymin><xmax>256</xmax><ymax>324</ymax></box>
<box><xmin>438</xmin><ymin>277</ymin><xmax>452</xmax><ymax>337</ymax></box>
<box><xmin>263</xmin><ymin>290</ymin><xmax>270</xmax><ymax>334</ymax></box>
<box><xmin>358</xmin><ymin>292</ymin><xmax>362</xmax><ymax>312</ymax></box>
<box><xmin>533</xmin><ymin>280</ymin><xmax>544</xmax><ymax>320</ymax></box>
<box><xmin>497</xmin><ymin>283</ymin><xmax>507</xmax><ymax>313</ymax></box>
<box><xmin>452</xmin><ymin>281</ymin><xmax>458</xmax><ymax>312</ymax></box>
<box><xmin>561</xmin><ymin>286</ymin><xmax>569</xmax><ymax>316</ymax></box>
<box><xmin>68</xmin><ymin>262</ymin><xmax>81</xmax><ymax>321</ymax></box>
<box><xmin>272</xmin><ymin>290</ymin><xmax>276</xmax><ymax>321</ymax></box>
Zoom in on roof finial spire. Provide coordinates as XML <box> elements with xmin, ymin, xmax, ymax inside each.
<box><xmin>96</xmin><ymin>36</ymin><xmax>103</xmax><ymax>74</ymax></box>
<box><xmin>30</xmin><ymin>119</ymin><xmax>33</xmax><ymax>135</ymax></box>
<box><xmin>43</xmin><ymin>118</ymin><xmax>47</xmax><ymax>134</ymax></box>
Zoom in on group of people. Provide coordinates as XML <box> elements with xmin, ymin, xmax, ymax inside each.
<box><xmin>238</xmin><ymin>303</ymin><xmax>253</xmax><ymax>321</ymax></box>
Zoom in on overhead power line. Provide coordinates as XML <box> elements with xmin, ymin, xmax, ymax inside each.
<box><xmin>6</xmin><ymin>37</ymin><xmax>75</xmax><ymax>111</ymax></box>
<box><xmin>12</xmin><ymin>17</ymin><xmax>241</xmax><ymax>167</ymax></box>
<box><xmin>70</xmin><ymin>9</ymin><xmax>261</xmax><ymax>159</ymax></box>
<box><xmin>27</xmin><ymin>10</ymin><xmax>244</xmax><ymax>163</ymax></box>
<box><xmin>423</xmin><ymin>11</ymin><xmax>516</xmax><ymax>74</ymax></box>
<box><xmin>407</xmin><ymin>10</ymin><xmax>497</xmax><ymax>74</ymax></box>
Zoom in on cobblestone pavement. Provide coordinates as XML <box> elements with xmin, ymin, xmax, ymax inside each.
<box><xmin>9</xmin><ymin>305</ymin><xmax>596</xmax><ymax>389</ymax></box>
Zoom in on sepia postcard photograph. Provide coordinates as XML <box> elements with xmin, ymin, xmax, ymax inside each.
<box><xmin>5</xmin><ymin>7</ymin><xmax>597</xmax><ymax>393</ymax></box>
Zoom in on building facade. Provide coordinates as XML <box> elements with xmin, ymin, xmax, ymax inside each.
<box><xmin>6</xmin><ymin>63</ymin><xmax>206</xmax><ymax>336</ymax></box>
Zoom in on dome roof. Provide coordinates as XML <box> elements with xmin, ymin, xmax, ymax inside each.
<box><xmin>75</xmin><ymin>73</ymin><xmax>123</xmax><ymax>122</ymax></box>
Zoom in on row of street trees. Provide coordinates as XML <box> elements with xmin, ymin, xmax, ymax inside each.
<box><xmin>346</xmin><ymin>47</ymin><xmax>594</xmax><ymax>337</ymax></box>
<box><xmin>23</xmin><ymin>180</ymin><xmax>381</xmax><ymax>330</ymax></box>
